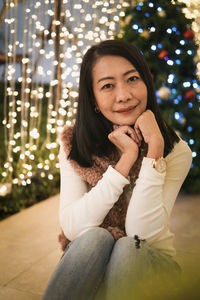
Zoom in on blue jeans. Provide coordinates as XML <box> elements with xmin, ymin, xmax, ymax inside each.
<box><xmin>42</xmin><ymin>227</ymin><xmax>180</xmax><ymax>300</ymax></box>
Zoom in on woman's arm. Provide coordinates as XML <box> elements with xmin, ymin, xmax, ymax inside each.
<box><xmin>59</xmin><ymin>142</ymin><xmax>129</xmax><ymax>241</ymax></box>
<box><xmin>107</xmin><ymin>110</ymin><xmax>192</xmax><ymax>255</ymax></box>
<box><xmin>125</xmin><ymin>139</ymin><xmax>192</xmax><ymax>249</ymax></box>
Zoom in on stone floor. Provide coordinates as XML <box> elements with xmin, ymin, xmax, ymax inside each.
<box><xmin>0</xmin><ymin>192</ymin><xmax>200</xmax><ymax>300</ymax></box>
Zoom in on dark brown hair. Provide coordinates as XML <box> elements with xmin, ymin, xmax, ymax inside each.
<box><xmin>69</xmin><ymin>39</ymin><xmax>179</xmax><ymax>167</ymax></box>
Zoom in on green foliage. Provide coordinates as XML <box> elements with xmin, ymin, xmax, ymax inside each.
<box><xmin>118</xmin><ymin>0</ymin><xmax>200</xmax><ymax>193</ymax></box>
<box><xmin>0</xmin><ymin>172</ymin><xmax>60</xmax><ymax>221</ymax></box>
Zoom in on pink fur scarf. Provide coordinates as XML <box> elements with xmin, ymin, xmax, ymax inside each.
<box><xmin>58</xmin><ymin>125</ymin><xmax>147</xmax><ymax>251</ymax></box>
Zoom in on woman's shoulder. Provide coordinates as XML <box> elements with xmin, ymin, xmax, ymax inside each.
<box><xmin>166</xmin><ymin>138</ymin><xmax>192</xmax><ymax>162</ymax></box>
<box><xmin>59</xmin><ymin>124</ymin><xmax>74</xmax><ymax>154</ymax></box>
<box><xmin>174</xmin><ymin>138</ymin><xmax>192</xmax><ymax>153</ymax></box>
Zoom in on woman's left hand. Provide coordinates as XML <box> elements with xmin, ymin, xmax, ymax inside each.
<box><xmin>134</xmin><ymin>110</ymin><xmax>164</xmax><ymax>159</ymax></box>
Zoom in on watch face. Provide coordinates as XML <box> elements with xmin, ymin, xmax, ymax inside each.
<box><xmin>155</xmin><ymin>158</ymin><xmax>166</xmax><ymax>173</ymax></box>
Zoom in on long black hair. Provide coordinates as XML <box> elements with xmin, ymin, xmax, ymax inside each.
<box><xmin>69</xmin><ymin>39</ymin><xmax>179</xmax><ymax>167</ymax></box>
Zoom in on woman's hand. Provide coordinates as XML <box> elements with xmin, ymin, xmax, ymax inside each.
<box><xmin>134</xmin><ymin>110</ymin><xmax>164</xmax><ymax>159</ymax></box>
<box><xmin>108</xmin><ymin>125</ymin><xmax>141</xmax><ymax>177</ymax></box>
<box><xmin>108</xmin><ymin>125</ymin><xmax>141</xmax><ymax>155</ymax></box>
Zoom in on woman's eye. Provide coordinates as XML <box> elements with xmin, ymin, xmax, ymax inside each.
<box><xmin>101</xmin><ymin>83</ymin><xmax>113</xmax><ymax>90</ymax></box>
<box><xmin>128</xmin><ymin>76</ymin><xmax>138</xmax><ymax>82</ymax></box>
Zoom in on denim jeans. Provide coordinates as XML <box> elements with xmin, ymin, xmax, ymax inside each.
<box><xmin>42</xmin><ymin>227</ymin><xmax>180</xmax><ymax>300</ymax></box>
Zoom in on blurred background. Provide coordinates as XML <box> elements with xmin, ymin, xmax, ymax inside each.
<box><xmin>0</xmin><ymin>1</ymin><xmax>200</xmax><ymax>299</ymax></box>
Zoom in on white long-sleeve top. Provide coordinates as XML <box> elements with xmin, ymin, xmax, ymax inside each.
<box><xmin>59</xmin><ymin>139</ymin><xmax>192</xmax><ymax>256</ymax></box>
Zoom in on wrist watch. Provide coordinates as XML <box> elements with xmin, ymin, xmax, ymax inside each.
<box><xmin>152</xmin><ymin>157</ymin><xmax>166</xmax><ymax>173</ymax></box>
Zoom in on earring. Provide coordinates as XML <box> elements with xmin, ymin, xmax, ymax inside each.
<box><xmin>95</xmin><ymin>106</ymin><xmax>100</xmax><ymax>113</ymax></box>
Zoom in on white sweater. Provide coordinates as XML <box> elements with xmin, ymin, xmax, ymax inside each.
<box><xmin>59</xmin><ymin>139</ymin><xmax>192</xmax><ymax>256</ymax></box>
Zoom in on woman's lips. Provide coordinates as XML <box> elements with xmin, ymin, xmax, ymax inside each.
<box><xmin>115</xmin><ymin>106</ymin><xmax>136</xmax><ymax>113</ymax></box>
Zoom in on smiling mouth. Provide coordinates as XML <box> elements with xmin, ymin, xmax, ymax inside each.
<box><xmin>115</xmin><ymin>106</ymin><xmax>136</xmax><ymax>113</ymax></box>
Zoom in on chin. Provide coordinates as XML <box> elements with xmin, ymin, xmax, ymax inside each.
<box><xmin>118</xmin><ymin>122</ymin><xmax>134</xmax><ymax>126</ymax></box>
<box><xmin>117</xmin><ymin>119</ymin><xmax>136</xmax><ymax>126</ymax></box>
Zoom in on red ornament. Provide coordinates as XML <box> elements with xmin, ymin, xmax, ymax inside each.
<box><xmin>183</xmin><ymin>29</ymin><xmax>195</xmax><ymax>40</ymax></box>
<box><xmin>184</xmin><ymin>90</ymin><xmax>195</xmax><ymax>100</ymax></box>
<box><xmin>158</xmin><ymin>50</ymin><xmax>168</xmax><ymax>59</ymax></box>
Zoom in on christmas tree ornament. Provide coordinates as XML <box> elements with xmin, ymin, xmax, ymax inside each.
<box><xmin>184</xmin><ymin>90</ymin><xmax>195</xmax><ymax>100</ymax></box>
<box><xmin>140</xmin><ymin>30</ymin><xmax>150</xmax><ymax>39</ymax></box>
<box><xmin>158</xmin><ymin>10</ymin><xmax>166</xmax><ymax>18</ymax></box>
<box><xmin>180</xmin><ymin>117</ymin><xmax>186</xmax><ymax>125</ymax></box>
<box><xmin>157</xmin><ymin>86</ymin><xmax>171</xmax><ymax>100</ymax></box>
<box><xmin>183</xmin><ymin>29</ymin><xmax>195</xmax><ymax>40</ymax></box>
<box><xmin>158</xmin><ymin>50</ymin><xmax>168</xmax><ymax>59</ymax></box>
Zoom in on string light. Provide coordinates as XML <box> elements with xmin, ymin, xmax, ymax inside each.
<box><xmin>1</xmin><ymin>0</ymin><xmax>126</xmax><ymax>196</ymax></box>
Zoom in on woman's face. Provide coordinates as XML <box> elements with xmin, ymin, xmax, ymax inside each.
<box><xmin>92</xmin><ymin>55</ymin><xmax>148</xmax><ymax>126</ymax></box>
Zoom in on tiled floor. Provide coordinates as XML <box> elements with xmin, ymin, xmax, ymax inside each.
<box><xmin>0</xmin><ymin>192</ymin><xmax>200</xmax><ymax>300</ymax></box>
<box><xmin>0</xmin><ymin>195</ymin><xmax>61</xmax><ymax>300</ymax></box>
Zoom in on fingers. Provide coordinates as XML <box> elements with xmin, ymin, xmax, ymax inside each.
<box><xmin>135</xmin><ymin>127</ymin><xmax>143</xmax><ymax>143</ymax></box>
<box><xmin>113</xmin><ymin>124</ymin><xmax>119</xmax><ymax>130</ymax></box>
<box><xmin>111</xmin><ymin>125</ymin><xmax>141</xmax><ymax>146</ymax></box>
<box><xmin>134</xmin><ymin>110</ymin><xmax>164</xmax><ymax>145</ymax></box>
<box><xmin>129</xmin><ymin>129</ymin><xmax>140</xmax><ymax>146</ymax></box>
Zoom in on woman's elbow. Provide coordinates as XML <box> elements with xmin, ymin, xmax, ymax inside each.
<box><xmin>59</xmin><ymin>211</ymin><xmax>77</xmax><ymax>241</ymax></box>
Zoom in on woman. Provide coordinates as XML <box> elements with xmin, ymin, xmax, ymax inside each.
<box><xmin>42</xmin><ymin>40</ymin><xmax>192</xmax><ymax>300</ymax></box>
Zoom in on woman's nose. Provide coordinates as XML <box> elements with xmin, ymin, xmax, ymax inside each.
<box><xmin>115</xmin><ymin>83</ymin><xmax>131</xmax><ymax>103</ymax></box>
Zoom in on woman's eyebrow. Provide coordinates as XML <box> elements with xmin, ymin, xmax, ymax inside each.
<box><xmin>123</xmin><ymin>69</ymin><xmax>138</xmax><ymax>76</ymax></box>
<box><xmin>97</xmin><ymin>69</ymin><xmax>138</xmax><ymax>84</ymax></box>
<box><xmin>97</xmin><ymin>76</ymin><xmax>114</xmax><ymax>84</ymax></box>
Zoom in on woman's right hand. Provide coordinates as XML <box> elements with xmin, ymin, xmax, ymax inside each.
<box><xmin>108</xmin><ymin>125</ymin><xmax>141</xmax><ymax>157</ymax></box>
<box><xmin>108</xmin><ymin>125</ymin><xmax>141</xmax><ymax>177</ymax></box>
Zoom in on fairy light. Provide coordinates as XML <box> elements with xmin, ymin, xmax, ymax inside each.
<box><xmin>1</xmin><ymin>0</ymin><xmax>125</xmax><ymax>196</ymax></box>
<box><xmin>0</xmin><ymin>183</ymin><xmax>12</xmax><ymax>197</ymax></box>
<box><xmin>48</xmin><ymin>174</ymin><xmax>53</xmax><ymax>180</ymax></box>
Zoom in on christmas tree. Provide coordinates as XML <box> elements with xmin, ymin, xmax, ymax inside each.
<box><xmin>118</xmin><ymin>0</ymin><xmax>200</xmax><ymax>193</ymax></box>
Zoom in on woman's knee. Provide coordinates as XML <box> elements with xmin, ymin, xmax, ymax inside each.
<box><xmin>85</xmin><ymin>227</ymin><xmax>114</xmax><ymax>241</ymax></box>
<box><xmin>113</xmin><ymin>236</ymin><xmax>138</xmax><ymax>253</ymax></box>
<box><xmin>107</xmin><ymin>236</ymin><xmax>150</xmax><ymax>268</ymax></box>
<box><xmin>65</xmin><ymin>227</ymin><xmax>115</xmax><ymax>258</ymax></box>
<box><xmin>79</xmin><ymin>227</ymin><xmax>114</xmax><ymax>246</ymax></box>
